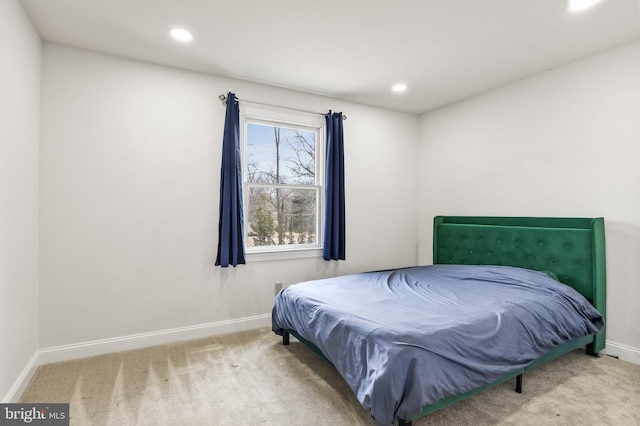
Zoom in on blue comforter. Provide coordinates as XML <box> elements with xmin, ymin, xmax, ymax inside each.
<box><xmin>271</xmin><ymin>265</ymin><xmax>604</xmax><ymax>425</ymax></box>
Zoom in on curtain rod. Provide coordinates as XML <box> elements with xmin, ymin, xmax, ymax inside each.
<box><xmin>218</xmin><ymin>94</ymin><xmax>347</xmax><ymax>120</ymax></box>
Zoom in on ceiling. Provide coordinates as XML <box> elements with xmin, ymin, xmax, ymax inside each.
<box><xmin>20</xmin><ymin>0</ymin><xmax>640</xmax><ymax>114</ymax></box>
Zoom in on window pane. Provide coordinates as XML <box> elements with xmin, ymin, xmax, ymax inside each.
<box><xmin>247</xmin><ymin>186</ymin><xmax>317</xmax><ymax>247</ymax></box>
<box><xmin>246</xmin><ymin>123</ymin><xmax>316</xmax><ymax>185</ymax></box>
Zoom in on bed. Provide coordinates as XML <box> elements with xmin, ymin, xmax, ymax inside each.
<box><xmin>271</xmin><ymin>216</ymin><xmax>606</xmax><ymax>425</ymax></box>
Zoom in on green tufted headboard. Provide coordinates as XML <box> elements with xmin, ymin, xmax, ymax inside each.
<box><xmin>433</xmin><ymin>216</ymin><xmax>606</xmax><ymax>353</ymax></box>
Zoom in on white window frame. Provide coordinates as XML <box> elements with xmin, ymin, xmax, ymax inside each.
<box><xmin>240</xmin><ymin>105</ymin><xmax>325</xmax><ymax>261</ymax></box>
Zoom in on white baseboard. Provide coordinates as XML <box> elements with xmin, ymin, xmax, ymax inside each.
<box><xmin>39</xmin><ymin>314</ymin><xmax>271</xmax><ymax>365</ymax></box>
<box><xmin>604</xmin><ymin>340</ymin><xmax>640</xmax><ymax>365</ymax></box>
<box><xmin>2</xmin><ymin>350</ymin><xmax>39</xmax><ymax>403</ymax></box>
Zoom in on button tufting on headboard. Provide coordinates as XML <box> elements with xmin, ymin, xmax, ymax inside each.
<box><xmin>433</xmin><ymin>219</ymin><xmax>596</xmax><ymax>301</ymax></box>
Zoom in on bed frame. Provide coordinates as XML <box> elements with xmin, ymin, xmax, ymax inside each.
<box><xmin>283</xmin><ymin>216</ymin><xmax>606</xmax><ymax>425</ymax></box>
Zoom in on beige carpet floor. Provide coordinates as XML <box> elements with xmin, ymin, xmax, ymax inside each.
<box><xmin>20</xmin><ymin>327</ymin><xmax>640</xmax><ymax>426</ymax></box>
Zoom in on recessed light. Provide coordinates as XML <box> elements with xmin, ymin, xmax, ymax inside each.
<box><xmin>567</xmin><ymin>0</ymin><xmax>602</xmax><ymax>12</ymax></box>
<box><xmin>392</xmin><ymin>84</ymin><xmax>407</xmax><ymax>93</ymax></box>
<box><xmin>169</xmin><ymin>28</ymin><xmax>193</xmax><ymax>42</ymax></box>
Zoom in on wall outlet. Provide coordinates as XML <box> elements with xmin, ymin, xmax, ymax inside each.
<box><xmin>274</xmin><ymin>282</ymin><xmax>283</xmax><ymax>295</ymax></box>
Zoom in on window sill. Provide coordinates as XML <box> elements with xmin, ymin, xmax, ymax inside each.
<box><xmin>247</xmin><ymin>247</ymin><xmax>323</xmax><ymax>262</ymax></box>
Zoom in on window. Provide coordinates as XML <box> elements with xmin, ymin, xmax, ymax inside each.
<box><xmin>242</xmin><ymin>107</ymin><xmax>324</xmax><ymax>258</ymax></box>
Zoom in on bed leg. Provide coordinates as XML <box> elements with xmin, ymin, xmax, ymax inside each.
<box><xmin>398</xmin><ymin>419</ymin><xmax>412</xmax><ymax>426</ymax></box>
<box><xmin>586</xmin><ymin>342</ymin><xmax>600</xmax><ymax>357</ymax></box>
<box><xmin>282</xmin><ymin>331</ymin><xmax>290</xmax><ymax>346</ymax></box>
<box><xmin>515</xmin><ymin>374</ymin><xmax>523</xmax><ymax>393</ymax></box>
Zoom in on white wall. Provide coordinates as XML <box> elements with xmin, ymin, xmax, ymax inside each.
<box><xmin>0</xmin><ymin>0</ymin><xmax>41</xmax><ymax>402</ymax></box>
<box><xmin>39</xmin><ymin>44</ymin><xmax>419</xmax><ymax>350</ymax></box>
<box><xmin>418</xmin><ymin>40</ymin><xmax>640</xmax><ymax>362</ymax></box>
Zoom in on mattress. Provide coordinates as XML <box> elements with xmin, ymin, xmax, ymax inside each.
<box><xmin>271</xmin><ymin>264</ymin><xmax>604</xmax><ymax>425</ymax></box>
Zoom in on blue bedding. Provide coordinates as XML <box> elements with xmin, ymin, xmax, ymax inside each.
<box><xmin>271</xmin><ymin>265</ymin><xmax>604</xmax><ymax>425</ymax></box>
